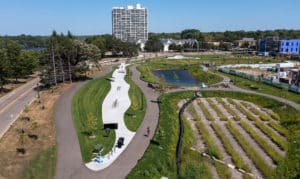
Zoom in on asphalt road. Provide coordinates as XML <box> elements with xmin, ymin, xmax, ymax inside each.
<box><xmin>0</xmin><ymin>78</ymin><xmax>39</xmax><ymax>139</ymax></box>
<box><xmin>55</xmin><ymin>65</ymin><xmax>160</xmax><ymax>179</ymax></box>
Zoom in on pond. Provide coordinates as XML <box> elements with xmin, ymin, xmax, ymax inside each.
<box><xmin>152</xmin><ymin>69</ymin><xmax>202</xmax><ymax>86</ymax></box>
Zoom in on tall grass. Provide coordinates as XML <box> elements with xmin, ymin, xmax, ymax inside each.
<box><xmin>206</xmin><ymin>98</ymin><xmax>228</xmax><ymax>121</ymax></box>
<box><xmin>211</xmin><ymin>122</ymin><xmax>251</xmax><ymax>172</ymax></box>
<box><xmin>239</xmin><ymin>120</ymin><xmax>283</xmax><ymax>164</ymax></box>
<box><xmin>197</xmin><ymin>100</ymin><xmax>214</xmax><ymax>121</ymax></box>
<box><xmin>254</xmin><ymin>120</ymin><xmax>287</xmax><ymax>151</ymax></box>
<box><xmin>227</xmin><ymin>99</ymin><xmax>257</xmax><ymax>121</ymax></box>
<box><xmin>226</xmin><ymin>121</ymin><xmax>275</xmax><ymax>178</ymax></box>
<box><xmin>216</xmin><ymin>98</ymin><xmax>242</xmax><ymax>121</ymax></box>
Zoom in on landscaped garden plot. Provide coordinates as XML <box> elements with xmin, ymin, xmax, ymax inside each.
<box><xmin>129</xmin><ymin>89</ymin><xmax>299</xmax><ymax>179</ymax></box>
<box><xmin>184</xmin><ymin>97</ymin><xmax>289</xmax><ymax>179</ymax></box>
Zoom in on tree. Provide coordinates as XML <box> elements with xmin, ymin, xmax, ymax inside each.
<box><xmin>144</xmin><ymin>36</ymin><xmax>163</xmax><ymax>52</ymax></box>
<box><xmin>6</xmin><ymin>41</ymin><xmax>22</xmax><ymax>82</ymax></box>
<box><xmin>169</xmin><ymin>43</ymin><xmax>183</xmax><ymax>52</ymax></box>
<box><xmin>219</xmin><ymin>42</ymin><xmax>230</xmax><ymax>51</ymax></box>
<box><xmin>85</xmin><ymin>115</ymin><xmax>98</xmax><ymax>136</ymax></box>
<box><xmin>87</xmin><ymin>44</ymin><xmax>102</xmax><ymax>70</ymax></box>
<box><xmin>41</xmin><ymin>31</ymin><xmax>101</xmax><ymax>85</ymax></box>
<box><xmin>19</xmin><ymin>50</ymin><xmax>39</xmax><ymax>75</ymax></box>
<box><xmin>241</xmin><ymin>41</ymin><xmax>250</xmax><ymax>48</ymax></box>
<box><xmin>181</xmin><ymin>29</ymin><xmax>204</xmax><ymax>42</ymax></box>
<box><xmin>0</xmin><ymin>49</ymin><xmax>11</xmax><ymax>92</ymax></box>
<box><xmin>121</xmin><ymin>42</ymin><xmax>139</xmax><ymax>57</ymax></box>
<box><xmin>85</xmin><ymin>36</ymin><xmax>106</xmax><ymax>56</ymax></box>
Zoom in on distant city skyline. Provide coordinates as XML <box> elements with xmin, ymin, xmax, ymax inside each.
<box><xmin>0</xmin><ymin>0</ymin><xmax>300</xmax><ymax>35</ymax></box>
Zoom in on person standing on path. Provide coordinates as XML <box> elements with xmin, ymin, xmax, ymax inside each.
<box><xmin>146</xmin><ymin>126</ymin><xmax>150</xmax><ymax>137</ymax></box>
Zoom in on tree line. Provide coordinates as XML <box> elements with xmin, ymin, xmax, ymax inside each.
<box><xmin>150</xmin><ymin>29</ymin><xmax>300</xmax><ymax>42</ymax></box>
<box><xmin>41</xmin><ymin>32</ymin><xmax>139</xmax><ymax>85</ymax></box>
<box><xmin>0</xmin><ymin>31</ymin><xmax>140</xmax><ymax>88</ymax></box>
<box><xmin>0</xmin><ymin>39</ymin><xmax>39</xmax><ymax>91</ymax></box>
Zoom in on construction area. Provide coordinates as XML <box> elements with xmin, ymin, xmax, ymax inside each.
<box><xmin>219</xmin><ymin>61</ymin><xmax>300</xmax><ymax>93</ymax></box>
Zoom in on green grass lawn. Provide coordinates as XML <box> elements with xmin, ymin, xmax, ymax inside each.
<box><xmin>72</xmin><ymin>72</ymin><xmax>116</xmax><ymax>162</ymax></box>
<box><xmin>22</xmin><ymin>145</ymin><xmax>57</xmax><ymax>179</ymax></box>
<box><xmin>124</xmin><ymin>67</ymin><xmax>146</xmax><ymax>132</ymax></box>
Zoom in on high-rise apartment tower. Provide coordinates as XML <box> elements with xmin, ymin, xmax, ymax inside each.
<box><xmin>112</xmin><ymin>4</ymin><xmax>148</xmax><ymax>42</ymax></box>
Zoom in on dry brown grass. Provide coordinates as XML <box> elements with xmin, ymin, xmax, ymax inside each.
<box><xmin>0</xmin><ymin>83</ymin><xmax>72</xmax><ymax>179</ymax></box>
<box><xmin>0</xmin><ymin>67</ymin><xmax>106</xmax><ymax>179</ymax></box>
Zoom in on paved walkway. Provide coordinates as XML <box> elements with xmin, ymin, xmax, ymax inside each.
<box><xmin>166</xmin><ymin>71</ymin><xmax>300</xmax><ymax>111</ymax></box>
<box><xmin>86</xmin><ymin>64</ymin><xmax>135</xmax><ymax>171</ymax></box>
<box><xmin>0</xmin><ymin>78</ymin><xmax>39</xmax><ymax>139</ymax></box>
<box><xmin>55</xmin><ymin>65</ymin><xmax>160</xmax><ymax>179</ymax></box>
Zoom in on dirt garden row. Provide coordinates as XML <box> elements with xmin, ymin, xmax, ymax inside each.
<box><xmin>183</xmin><ymin>97</ymin><xmax>287</xmax><ymax>179</ymax></box>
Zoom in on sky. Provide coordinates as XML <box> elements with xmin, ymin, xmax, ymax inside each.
<box><xmin>0</xmin><ymin>0</ymin><xmax>299</xmax><ymax>36</ymax></box>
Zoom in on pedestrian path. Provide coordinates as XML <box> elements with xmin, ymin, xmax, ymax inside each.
<box><xmin>85</xmin><ymin>63</ymin><xmax>135</xmax><ymax>171</ymax></box>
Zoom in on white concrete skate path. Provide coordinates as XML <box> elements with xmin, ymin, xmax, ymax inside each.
<box><xmin>86</xmin><ymin>63</ymin><xmax>135</xmax><ymax>171</ymax></box>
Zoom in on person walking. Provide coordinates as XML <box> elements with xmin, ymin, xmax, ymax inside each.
<box><xmin>146</xmin><ymin>126</ymin><xmax>150</xmax><ymax>137</ymax></box>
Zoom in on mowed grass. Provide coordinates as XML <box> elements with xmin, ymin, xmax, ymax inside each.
<box><xmin>22</xmin><ymin>145</ymin><xmax>57</xmax><ymax>179</ymax></box>
<box><xmin>72</xmin><ymin>72</ymin><xmax>116</xmax><ymax>162</ymax></box>
<box><xmin>124</xmin><ymin>67</ymin><xmax>146</xmax><ymax>132</ymax></box>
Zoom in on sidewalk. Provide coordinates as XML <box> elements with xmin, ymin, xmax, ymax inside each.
<box><xmin>86</xmin><ymin>63</ymin><xmax>135</xmax><ymax>171</ymax></box>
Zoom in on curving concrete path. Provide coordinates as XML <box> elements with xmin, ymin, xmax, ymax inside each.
<box><xmin>86</xmin><ymin>63</ymin><xmax>135</xmax><ymax>171</ymax></box>
<box><xmin>166</xmin><ymin>73</ymin><xmax>300</xmax><ymax>111</ymax></box>
<box><xmin>55</xmin><ymin>65</ymin><xmax>160</xmax><ymax>179</ymax></box>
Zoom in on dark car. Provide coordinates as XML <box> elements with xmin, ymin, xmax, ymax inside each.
<box><xmin>117</xmin><ymin>137</ymin><xmax>124</xmax><ymax>148</ymax></box>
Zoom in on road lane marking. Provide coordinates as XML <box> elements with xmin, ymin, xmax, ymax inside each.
<box><xmin>0</xmin><ymin>85</ymin><xmax>35</xmax><ymax>115</ymax></box>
